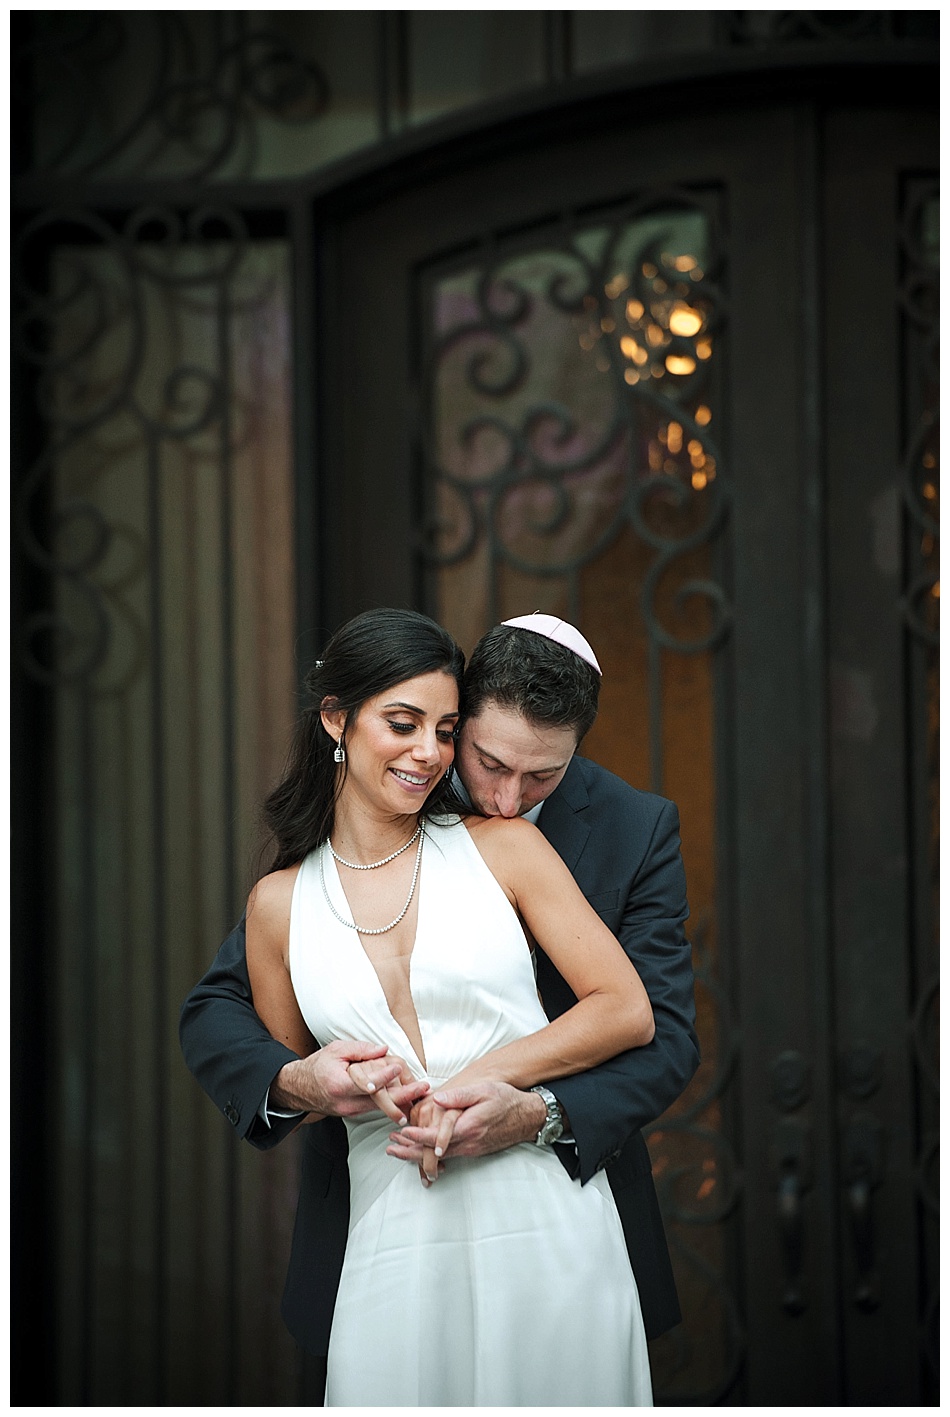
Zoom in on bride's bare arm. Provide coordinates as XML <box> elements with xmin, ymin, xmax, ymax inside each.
<box><xmin>392</xmin><ymin>816</ymin><xmax>654</xmax><ymax>1182</ymax></box>
<box><xmin>451</xmin><ymin>815</ymin><xmax>655</xmax><ymax>1091</ymax></box>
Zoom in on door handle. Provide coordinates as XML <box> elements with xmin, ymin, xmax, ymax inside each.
<box><xmin>844</xmin><ymin>1114</ymin><xmax>883</xmax><ymax>1311</ymax></box>
<box><xmin>772</xmin><ymin>1117</ymin><xmax>812</xmax><ymax>1316</ymax></box>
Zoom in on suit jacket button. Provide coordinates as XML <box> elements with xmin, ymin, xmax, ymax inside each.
<box><xmin>224</xmin><ymin>1104</ymin><xmax>240</xmax><ymax>1125</ymax></box>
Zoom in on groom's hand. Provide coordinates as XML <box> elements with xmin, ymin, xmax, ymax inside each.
<box><xmin>272</xmin><ymin>1041</ymin><xmax>429</xmax><ymax>1124</ymax></box>
<box><xmin>387</xmin><ymin>1081</ymin><xmax>547</xmax><ymax>1164</ymax></box>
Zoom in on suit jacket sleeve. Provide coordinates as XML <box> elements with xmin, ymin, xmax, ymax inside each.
<box><xmin>179</xmin><ymin>914</ymin><xmax>302</xmax><ymax>1150</ymax></box>
<box><xmin>543</xmin><ymin>796</ymin><xmax>699</xmax><ymax>1185</ymax></box>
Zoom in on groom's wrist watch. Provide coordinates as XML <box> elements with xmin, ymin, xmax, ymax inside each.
<box><xmin>529</xmin><ymin>1085</ymin><xmax>565</xmax><ymax>1146</ymax></box>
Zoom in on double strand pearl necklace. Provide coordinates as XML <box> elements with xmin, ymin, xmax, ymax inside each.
<box><xmin>328</xmin><ymin>822</ymin><xmax>421</xmax><ymax>870</ymax></box>
<box><xmin>320</xmin><ymin>824</ymin><xmax>425</xmax><ymax>936</ymax></box>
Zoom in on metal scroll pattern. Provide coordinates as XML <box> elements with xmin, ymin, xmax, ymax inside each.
<box><xmin>899</xmin><ymin>179</ymin><xmax>939</xmax><ymax>1395</ymax></box>
<box><xmin>721</xmin><ymin>11</ymin><xmax>931</xmax><ymax>43</ymax></box>
<box><xmin>422</xmin><ymin>194</ymin><xmax>742</xmax><ymax>1402</ymax></box>
<box><xmin>15</xmin><ymin>12</ymin><xmax>328</xmax><ymax>181</ymax></box>
<box><xmin>423</xmin><ymin>192</ymin><xmax>732</xmax><ymax>792</ymax></box>
<box><xmin>12</xmin><ymin>206</ymin><xmax>299</xmax><ymax>1402</ymax></box>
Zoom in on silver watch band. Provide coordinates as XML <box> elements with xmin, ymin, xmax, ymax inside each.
<box><xmin>529</xmin><ymin>1084</ymin><xmax>564</xmax><ymax>1146</ymax></box>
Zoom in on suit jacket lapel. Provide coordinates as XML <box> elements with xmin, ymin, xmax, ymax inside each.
<box><xmin>538</xmin><ymin>757</ymin><xmax>591</xmax><ymax>874</ymax></box>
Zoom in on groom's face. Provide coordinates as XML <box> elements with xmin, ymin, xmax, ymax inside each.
<box><xmin>455</xmin><ymin>701</ymin><xmax>579</xmax><ymax>819</ymax></box>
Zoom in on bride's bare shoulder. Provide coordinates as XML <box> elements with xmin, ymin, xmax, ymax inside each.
<box><xmin>247</xmin><ymin>864</ymin><xmax>301</xmax><ymax>940</ymax></box>
<box><xmin>463</xmin><ymin>813</ymin><xmax>542</xmax><ymax>862</ymax></box>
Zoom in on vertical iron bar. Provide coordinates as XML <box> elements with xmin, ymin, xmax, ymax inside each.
<box><xmin>648</xmin><ymin>634</ymin><xmax>663</xmax><ymax>793</ymax></box>
<box><xmin>215</xmin><ymin>243</ymin><xmax>239</xmax><ymax>1405</ymax></box>
<box><xmin>542</xmin><ymin>12</ymin><xmax>573</xmax><ymax>83</ymax></box>
<box><xmin>292</xmin><ymin>197</ymin><xmax>320</xmax><ymax>671</ymax></box>
<box><xmin>376</xmin><ymin>13</ymin><xmax>410</xmax><ymax>140</ymax></box>
<box><xmin>798</xmin><ymin>101</ymin><xmax>842</xmax><ymax>1394</ymax></box>
<box><xmin>375</xmin><ymin>14</ymin><xmax>391</xmax><ymax>140</ymax></box>
<box><xmin>79</xmin><ymin>684</ymin><xmax>96</xmax><ymax>1404</ymax></box>
<box><xmin>145</xmin><ymin>428</ymin><xmax>168</xmax><ymax>1404</ymax></box>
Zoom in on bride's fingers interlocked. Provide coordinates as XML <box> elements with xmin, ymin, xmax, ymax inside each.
<box><xmin>434</xmin><ymin>1108</ymin><xmax>461</xmax><ymax>1160</ymax></box>
<box><xmin>347</xmin><ymin>1062</ymin><xmax>410</xmax><ymax>1124</ymax></box>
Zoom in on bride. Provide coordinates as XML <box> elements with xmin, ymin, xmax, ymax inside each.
<box><xmin>246</xmin><ymin>607</ymin><xmax>655</xmax><ymax>1406</ymax></box>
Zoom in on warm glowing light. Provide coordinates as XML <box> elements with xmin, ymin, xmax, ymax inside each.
<box><xmin>923</xmin><ymin>482</ymin><xmax>937</xmax><ymax>500</ymax></box>
<box><xmin>605</xmin><ymin>274</ymin><xmax>629</xmax><ymax>298</ymax></box>
<box><xmin>688</xmin><ymin>438</ymin><xmax>704</xmax><ymax>458</ymax></box>
<box><xmin>601</xmin><ymin>316</ymin><xmax>616</xmax><ymax>333</ymax></box>
<box><xmin>674</xmin><ymin>254</ymin><xmax>697</xmax><ymax>272</ymax></box>
<box><xmin>696</xmin><ymin>1178</ymin><xmax>716</xmax><ymax>1201</ymax></box>
<box><xmin>579</xmin><ymin>332</ymin><xmax>597</xmax><ymax>351</ymax></box>
<box><xmin>923</xmin><ymin>451</ymin><xmax>936</xmax><ymax>468</ymax></box>
<box><xmin>652</xmin><ymin>365</ymin><xmax>664</xmax><ymax>378</ymax></box>
<box><xmin>624</xmin><ymin>368</ymin><xmax>639</xmax><ymax>384</ymax></box>
<box><xmin>653</xmin><ymin>277</ymin><xmax>668</xmax><ymax>294</ymax></box>
<box><xmin>626</xmin><ymin>298</ymin><xmax>645</xmax><ymax>322</ymax></box>
<box><xmin>648</xmin><ymin>441</ymin><xmax>663</xmax><ymax>470</ymax></box>
<box><xmin>620</xmin><ymin>336</ymin><xmax>639</xmax><ymax>359</ymax></box>
<box><xmin>668</xmin><ymin>303</ymin><xmax>703</xmax><ymax>337</ymax></box>
<box><xmin>696</xmin><ymin>338</ymin><xmax>713</xmax><ymax>359</ymax></box>
<box><xmin>692</xmin><ymin>470</ymin><xmax>708</xmax><ymax>490</ymax></box>
<box><xmin>633</xmin><ymin>346</ymin><xmax>649</xmax><ymax>365</ymax></box>
<box><xmin>642</xmin><ymin>262</ymin><xmax>658</xmax><ymax>278</ymax></box>
<box><xmin>695</xmin><ymin>405</ymin><xmax>712</xmax><ymax>425</ymax></box>
<box><xmin>666</xmin><ymin>354</ymin><xmax>696</xmax><ymax>376</ymax></box>
<box><xmin>646</xmin><ymin>324</ymin><xmax>665</xmax><ymax>346</ymax></box>
<box><xmin>933</xmin><ymin>582</ymin><xmax>940</xmax><ymax>598</ymax></box>
<box><xmin>657</xmin><ymin>426</ymin><xmax>668</xmax><ymax>445</ymax></box>
<box><xmin>667</xmin><ymin>421</ymin><xmax>683</xmax><ymax>454</ymax></box>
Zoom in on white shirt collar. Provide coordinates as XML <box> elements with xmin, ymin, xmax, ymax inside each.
<box><xmin>452</xmin><ymin>772</ymin><xmax>545</xmax><ymax>826</ymax></box>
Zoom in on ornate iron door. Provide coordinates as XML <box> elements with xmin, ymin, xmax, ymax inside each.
<box><xmin>317</xmin><ymin>96</ymin><xmax>937</xmax><ymax>1404</ymax></box>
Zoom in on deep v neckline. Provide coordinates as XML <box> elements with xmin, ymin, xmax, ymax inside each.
<box><xmin>325</xmin><ymin>844</ymin><xmax>429</xmax><ymax>1074</ymax></box>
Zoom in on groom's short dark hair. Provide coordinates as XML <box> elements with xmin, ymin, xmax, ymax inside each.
<box><xmin>462</xmin><ymin>624</ymin><xmax>601</xmax><ymax>742</ymax></box>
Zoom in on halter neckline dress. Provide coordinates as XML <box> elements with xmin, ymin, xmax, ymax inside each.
<box><xmin>290</xmin><ymin>815</ymin><xmax>653</xmax><ymax>1407</ymax></box>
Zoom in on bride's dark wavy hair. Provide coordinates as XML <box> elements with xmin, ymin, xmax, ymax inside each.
<box><xmin>262</xmin><ymin>608</ymin><xmax>467</xmax><ymax>873</ymax></box>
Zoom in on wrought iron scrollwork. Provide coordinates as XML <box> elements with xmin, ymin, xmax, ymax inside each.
<box><xmin>720</xmin><ymin>12</ymin><xmax>908</xmax><ymax>44</ymax></box>
<box><xmin>11</xmin><ymin>201</ymin><xmax>267</xmax><ymax>690</ymax></box>
<box><xmin>15</xmin><ymin>13</ymin><xmax>329</xmax><ymax>181</ymax></box>
<box><xmin>428</xmin><ymin>189</ymin><xmax>731</xmax><ymax>651</ymax></box>
<box><xmin>423</xmin><ymin>189</ymin><xmax>732</xmax><ymax>790</ymax></box>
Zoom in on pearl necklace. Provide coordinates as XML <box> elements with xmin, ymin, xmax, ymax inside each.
<box><xmin>320</xmin><ymin>826</ymin><xmax>425</xmax><ymax>936</ymax></box>
<box><xmin>328</xmin><ymin>822</ymin><xmax>421</xmax><ymax>871</ymax></box>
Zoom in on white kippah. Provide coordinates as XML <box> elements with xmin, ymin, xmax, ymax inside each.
<box><xmin>500</xmin><ymin>613</ymin><xmax>602</xmax><ymax>676</ymax></box>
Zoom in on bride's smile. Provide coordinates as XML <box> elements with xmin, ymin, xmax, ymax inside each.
<box><xmin>323</xmin><ymin>669</ymin><xmax>460</xmax><ymax>830</ymax></box>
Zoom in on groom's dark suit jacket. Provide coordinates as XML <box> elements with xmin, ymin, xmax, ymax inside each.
<box><xmin>179</xmin><ymin>756</ymin><xmax>699</xmax><ymax>1352</ymax></box>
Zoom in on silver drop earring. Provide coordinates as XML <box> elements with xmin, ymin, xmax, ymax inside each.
<box><xmin>333</xmin><ymin>742</ymin><xmax>346</xmax><ymax>764</ymax></box>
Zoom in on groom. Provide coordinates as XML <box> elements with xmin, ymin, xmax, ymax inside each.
<box><xmin>180</xmin><ymin>613</ymin><xmax>698</xmax><ymax>1363</ymax></box>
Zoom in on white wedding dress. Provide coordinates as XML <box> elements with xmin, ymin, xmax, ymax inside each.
<box><xmin>290</xmin><ymin>816</ymin><xmax>653</xmax><ymax>1407</ymax></box>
